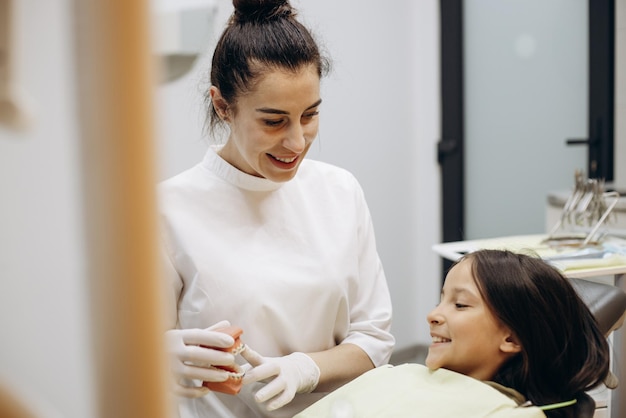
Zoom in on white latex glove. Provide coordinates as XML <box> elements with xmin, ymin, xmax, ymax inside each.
<box><xmin>241</xmin><ymin>346</ymin><xmax>320</xmax><ymax>411</ymax></box>
<box><xmin>165</xmin><ymin>320</ymin><xmax>237</xmax><ymax>398</ymax></box>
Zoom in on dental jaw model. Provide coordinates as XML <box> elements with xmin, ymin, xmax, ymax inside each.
<box><xmin>202</xmin><ymin>326</ymin><xmax>245</xmax><ymax>395</ymax></box>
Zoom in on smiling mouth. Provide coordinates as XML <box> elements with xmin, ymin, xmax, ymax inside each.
<box><xmin>431</xmin><ymin>336</ymin><xmax>451</xmax><ymax>343</ymax></box>
<box><xmin>267</xmin><ymin>153</ymin><xmax>301</xmax><ymax>169</ymax></box>
<box><xmin>269</xmin><ymin>154</ymin><xmax>298</xmax><ymax>163</ymax></box>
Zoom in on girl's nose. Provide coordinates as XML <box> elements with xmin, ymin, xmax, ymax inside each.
<box><xmin>426</xmin><ymin>307</ymin><xmax>443</xmax><ymax>325</ymax></box>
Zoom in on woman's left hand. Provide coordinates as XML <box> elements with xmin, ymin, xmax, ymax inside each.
<box><xmin>241</xmin><ymin>346</ymin><xmax>320</xmax><ymax>411</ymax></box>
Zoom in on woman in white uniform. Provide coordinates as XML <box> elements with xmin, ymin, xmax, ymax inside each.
<box><xmin>158</xmin><ymin>0</ymin><xmax>395</xmax><ymax>416</ymax></box>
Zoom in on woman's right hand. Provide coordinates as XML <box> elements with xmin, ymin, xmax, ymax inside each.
<box><xmin>165</xmin><ymin>320</ymin><xmax>237</xmax><ymax>398</ymax></box>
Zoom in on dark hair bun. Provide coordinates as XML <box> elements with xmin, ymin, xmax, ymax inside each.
<box><xmin>232</xmin><ymin>0</ymin><xmax>294</xmax><ymax>23</ymax></box>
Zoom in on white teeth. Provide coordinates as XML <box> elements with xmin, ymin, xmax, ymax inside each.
<box><xmin>228</xmin><ymin>369</ymin><xmax>244</xmax><ymax>379</ymax></box>
<box><xmin>432</xmin><ymin>336</ymin><xmax>451</xmax><ymax>343</ymax></box>
<box><xmin>230</xmin><ymin>343</ymin><xmax>245</xmax><ymax>356</ymax></box>
<box><xmin>273</xmin><ymin>155</ymin><xmax>297</xmax><ymax>163</ymax></box>
<box><xmin>211</xmin><ymin>362</ymin><xmax>244</xmax><ymax>379</ymax></box>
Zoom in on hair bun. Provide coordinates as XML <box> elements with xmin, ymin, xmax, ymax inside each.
<box><xmin>232</xmin><ymin>0</ymin><xmax>294</xmax><ymax>23</ymax></box>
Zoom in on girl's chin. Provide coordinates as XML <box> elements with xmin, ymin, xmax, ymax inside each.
<box><xmin>424</xmin><ymin>355</ymin><xmax>437</xmax><ymax>369</ymax></box>
<box><xmin>424</xmin><ymin>352</ymin><xmax>448</xmax><ymax>371</ymax></box>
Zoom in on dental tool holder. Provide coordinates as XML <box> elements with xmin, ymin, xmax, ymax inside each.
<box><xmin>546</xmin><ymin>170</ymin><xmax>621</xmax><ymax>248</ymax></box>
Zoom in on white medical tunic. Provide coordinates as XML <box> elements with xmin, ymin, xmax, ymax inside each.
<box><xmin>158</xmin><ymin>147</ymin><xmax>395</xmax><ymax>418</ymax></box>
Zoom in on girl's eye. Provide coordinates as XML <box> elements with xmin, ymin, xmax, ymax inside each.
<box><xmin>455</xmin><ymin>303</ymin><xmax>469</xmax><ymax>309</ymax></box>
<box><xmin>302</xmin><ymin>111</ymin><xmax>319</xmax><ymax>120</ymax></box>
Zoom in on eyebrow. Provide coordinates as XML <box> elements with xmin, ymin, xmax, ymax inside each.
<box><xmin>440</xmin><ymin>287</ymin><xmax>478</xmax><ymax>298</ymax></box>
<box><xmin>255</xmin><ymin>99</ymin><xmax>323</xmax><ymax>115</ymax></box>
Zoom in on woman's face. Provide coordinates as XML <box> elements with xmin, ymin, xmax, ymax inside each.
<box><xmin>425</xmin><ymin>259</ymin><xmax>519</xmax><ymax>381</ymax></box>
<box><xmin>214</xmin><ymin>65</ymin><xmax>321</xmax><ymax>182</ymax></box>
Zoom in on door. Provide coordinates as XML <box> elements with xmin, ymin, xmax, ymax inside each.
<box><xmin>439</xmin><ymin>0</ymin><xmax>608</xmax><ymax>251</ymax></box>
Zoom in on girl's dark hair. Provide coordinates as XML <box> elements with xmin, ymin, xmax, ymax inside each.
<box><xmin>205</xmin><ymin>0</ymin><xmax>330</xmax><ymax>134</ymax></box>
<box><xmin>462</xmin><ymin>249</ymin><xmax>610</xmax><ymax>418</ymax></box>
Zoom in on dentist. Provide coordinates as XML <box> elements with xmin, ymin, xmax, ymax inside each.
<box><xmin>158</xmin><ymin>0</ymin><xmax>395</xmax><ymax>416</ymax></box>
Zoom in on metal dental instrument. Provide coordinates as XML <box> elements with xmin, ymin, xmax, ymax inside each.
<box><xmin>545</xmin><ymin>170</ymin><xmax>620</xmax><ymax>248</ymax></box>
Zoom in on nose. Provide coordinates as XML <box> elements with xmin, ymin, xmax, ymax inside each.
<box><xmin>282</xmin><ymin>124</ymin><xmax>307</xmax><ymax>153</ymax></box>
<box><xmin>426</xmin><ymin>307</ymin><xmax>443</xmax><ymax>325</ymax></box>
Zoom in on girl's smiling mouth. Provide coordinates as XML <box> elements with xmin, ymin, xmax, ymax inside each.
<box><xmin>431</xmin><ymin>335</ymin><xmax>452</xmax><ymax>344</ymax></box>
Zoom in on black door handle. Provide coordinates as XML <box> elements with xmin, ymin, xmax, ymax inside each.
<box><xmin>566</xmin><ymin>138</ymin><xmax>598</xmax><ymax>146</ymax></box>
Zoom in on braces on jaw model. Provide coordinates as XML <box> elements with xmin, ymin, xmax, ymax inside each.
<box><xmin>202</xmin><ymin>326</ymin><xmax>246</xmax><ymax>394</ymax></box>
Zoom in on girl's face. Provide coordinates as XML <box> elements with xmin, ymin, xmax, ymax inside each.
<box><xmin>213</xmin><ymin>65</ymin><xmax>321</xmax><ymax>182</ymax></box>
<box><xmin>425</xmin><ymin>259</ymin><xmax>520</xmax><ymax>381</ymax></box>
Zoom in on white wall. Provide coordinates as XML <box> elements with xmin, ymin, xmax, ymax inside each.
<box><xmin>296</xmin><ymin>0</ymin><xmax>442</xmax><ymax>350</ymax></box>
<box><xmin>156</xmin><ymin>0</ymin><xmax>442</xmax><ymax>350</ymax></box>
<box><xmin>0</xmin><ymin>0</ymin><xmax>94</xmax><ymax>416</ymax></box>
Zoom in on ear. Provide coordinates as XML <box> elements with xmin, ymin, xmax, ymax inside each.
<box><xmin>500</xmin><ymin>333</ymin><xmax>522</xmax><ymax>354</ymax></box>
<box><xmin>210</xmin><ymin>86</ymin><xmax>230</xmax><ymax>121</ymax></box>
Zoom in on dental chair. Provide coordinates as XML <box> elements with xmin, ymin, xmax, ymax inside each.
<box><xmin>572</xmin><ymin>278</ymin><xmax>626</xmax><ymax>336</ymax></box>
<box><xmin>570</xmin><ymin>278</ymin><xmax>626</xmax><ymax>418</ymax></box>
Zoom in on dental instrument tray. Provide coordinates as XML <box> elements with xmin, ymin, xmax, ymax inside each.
<box><xmin>544</xmin><ymin>170</ymin><xmax>620</xmax><ymax>248</ymax></box>
<box><xmin>432</xmin><ymin>234</ymin><xmax>626</xmax><ymax>278</ymax></box>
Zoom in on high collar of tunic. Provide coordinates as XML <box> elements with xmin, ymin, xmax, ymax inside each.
<box><xmin>201</xmin><ymin>145</ymin><xmax>286</xmax><ymax>192</ymax></box>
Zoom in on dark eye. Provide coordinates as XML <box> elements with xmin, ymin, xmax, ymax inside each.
<box><xmin>455</xmin><ymin>303</ymin><xmax>469</xmax><ymax>309</ymax></box>
<box><xmin>264</xmin><ymin>119</ymin><xmax>284</xmax><ymax>127</ymax></box>
<box><xmin>302</xmin><ymin>111</ymin><xmax>319</xmax><ymax>120</ymax></box>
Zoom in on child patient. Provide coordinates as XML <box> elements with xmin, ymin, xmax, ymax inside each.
<box><xmin>295</xmin><ymin>249</ymin><xmax>611</xmax><ymax>418</ymax></box>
